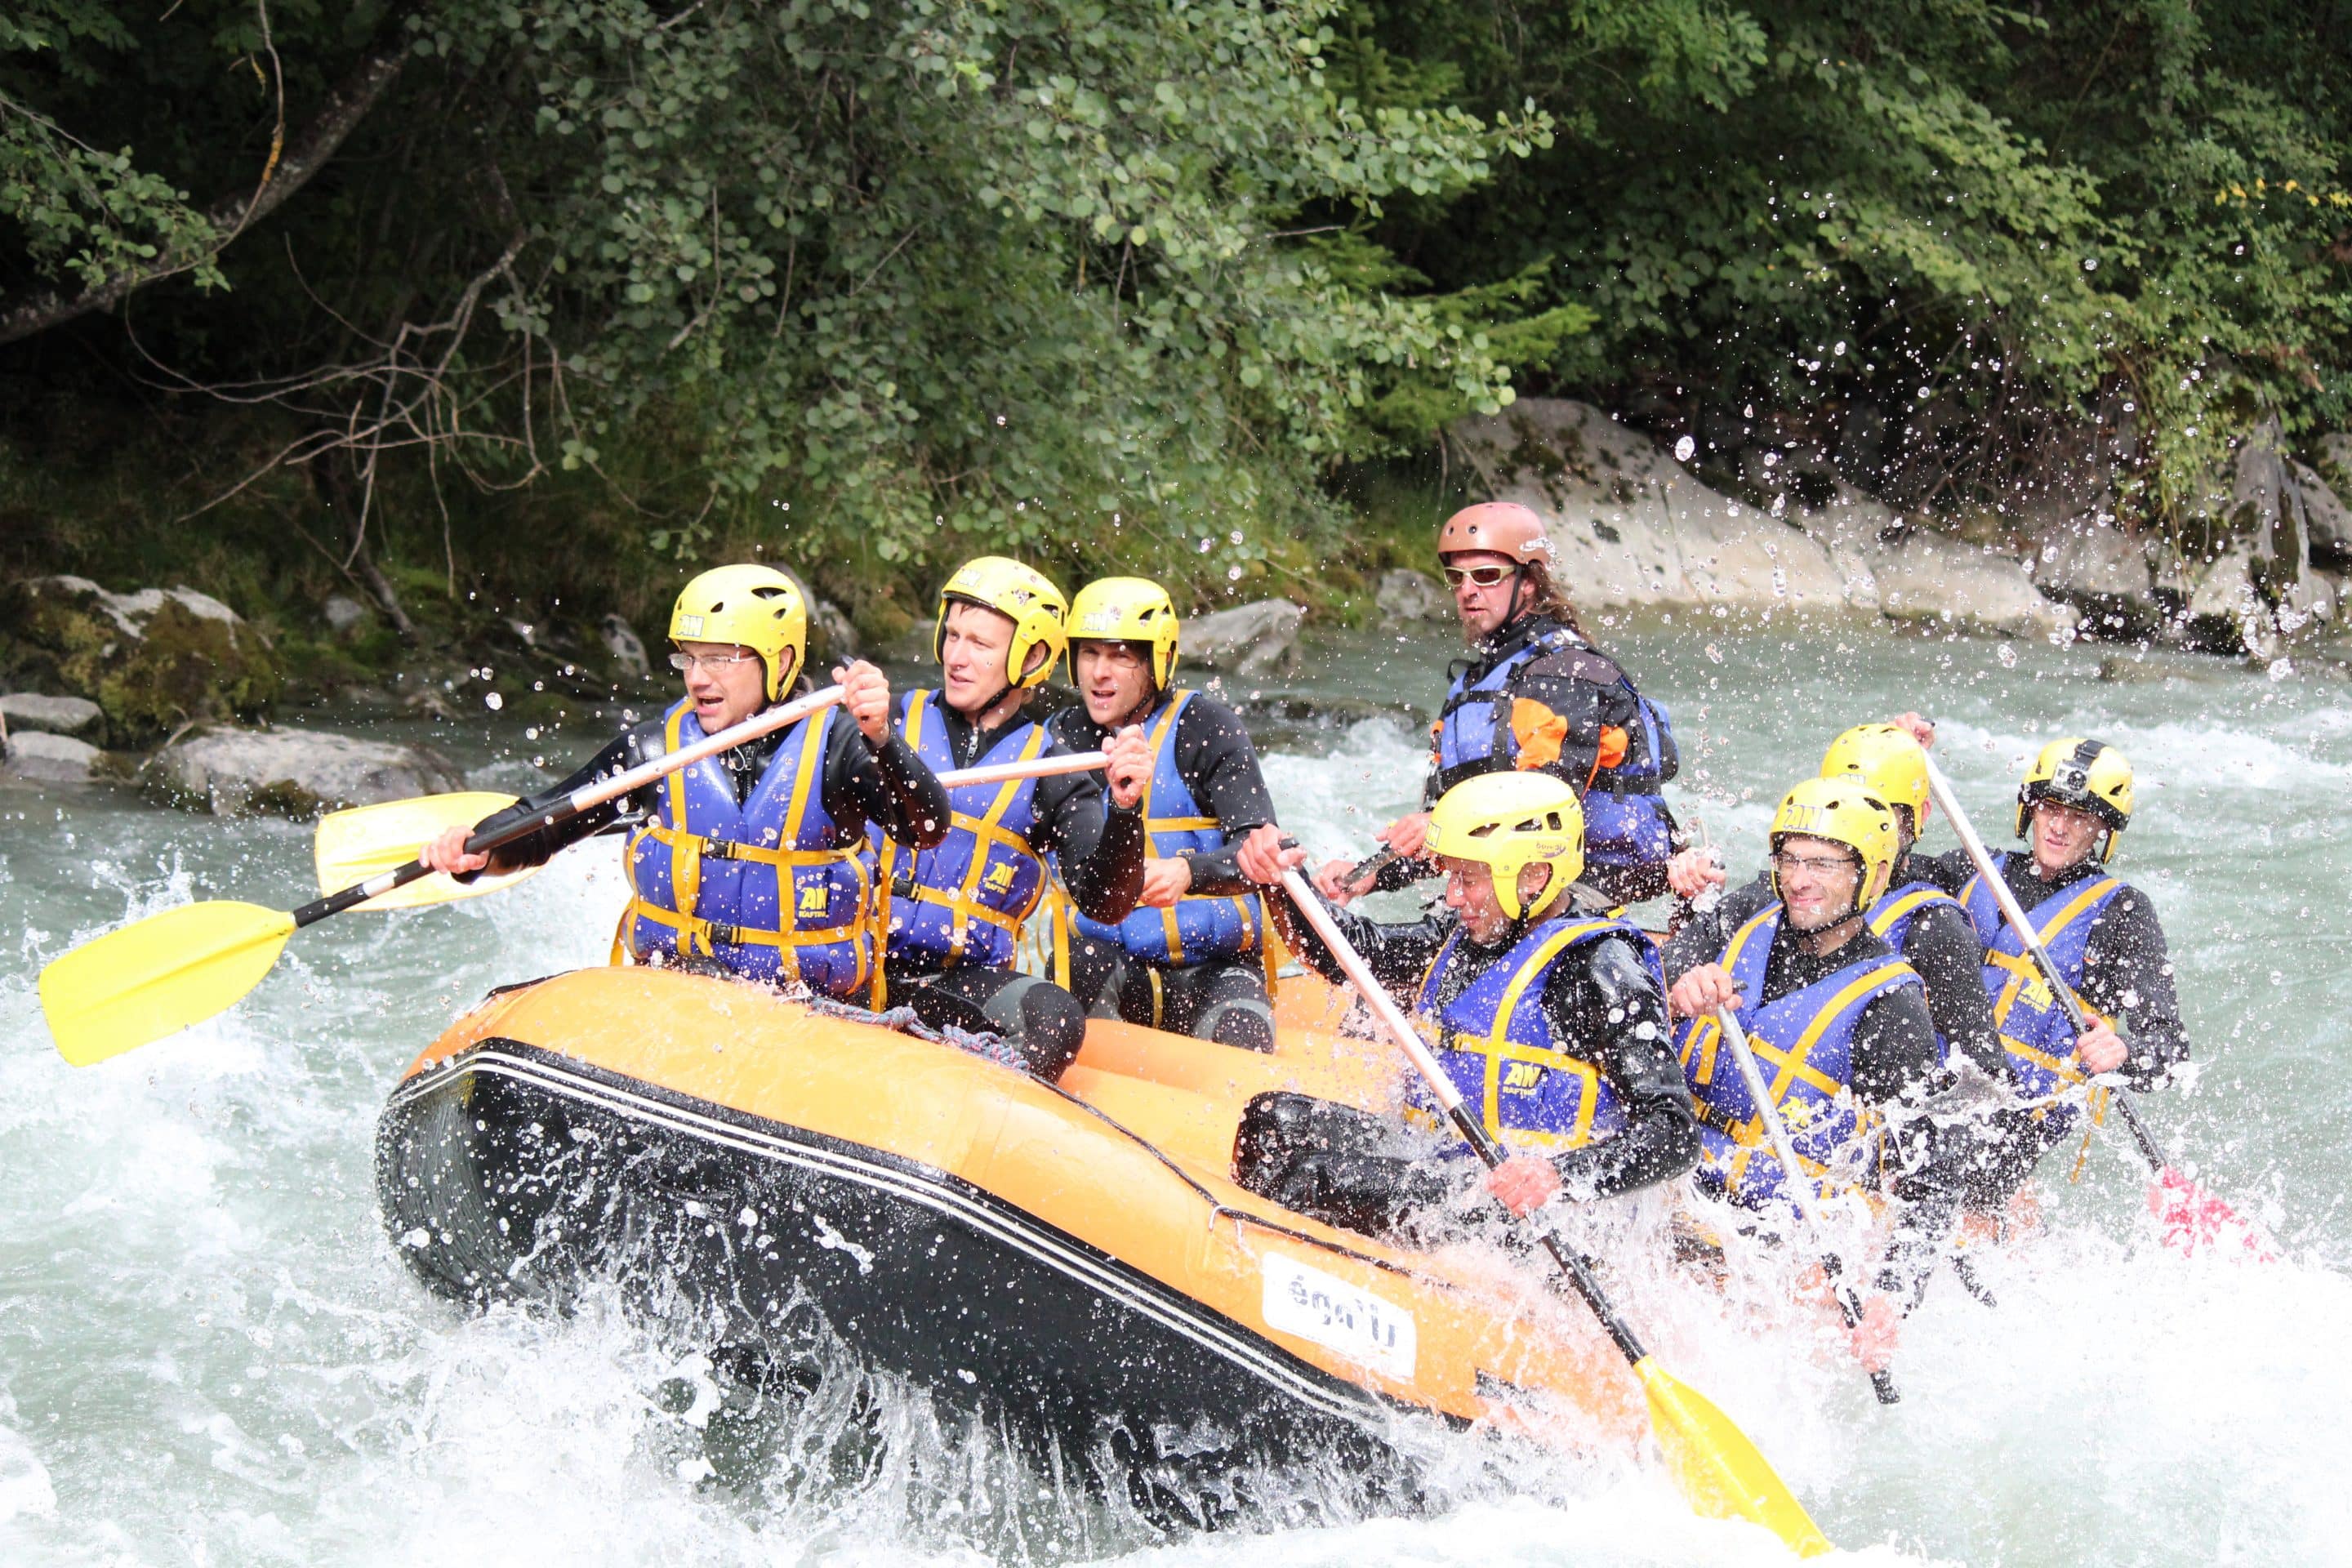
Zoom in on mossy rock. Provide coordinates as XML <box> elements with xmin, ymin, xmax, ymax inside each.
<box><xmin>0</xmin><ymin>575</ymin><xmax>283</xmax><ymax>744</ymax></box>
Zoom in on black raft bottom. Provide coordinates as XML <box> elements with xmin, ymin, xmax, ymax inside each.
<box><xmin>375</xmin><ymin>1039</ymin><xmax>1468</xmax><ymax>1533</ymax></box>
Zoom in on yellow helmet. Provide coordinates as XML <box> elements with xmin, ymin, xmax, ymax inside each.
<box><xmin>1423</xmin><ymin>772</ymin><xmax>1586</xmax><ymax>922</ymax></box>
<box><xmin>1068</xmin><ymin>577</ymin><xmax>1181</xmax><ymax>688</ymax></box>
<box><xmin>668</xmin><ymin>564</ymin><xmax>806</xmax><ymax>702</ymax></box>
<box><xmin>935</xmin><ymin>556</ymin><xmax>1068</xmax><ymax>690</ymax></box>
<box><xmin>1768</xmin><ymin>776</ymin><xmax>1900</xmax><ymax>911</ymax></box>
<box><xmin>1820</xmin><ymin>723</ymin><xmax>1929</xmax><ymax>827</ymax></box>
<box><xmin>2017</xmin><ymin>737</ymin><xmax>2133</xmax><ymax>858</ymax></box>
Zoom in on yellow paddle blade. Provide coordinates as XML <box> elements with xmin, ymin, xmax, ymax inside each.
<box><xmin>313</xmin><ymin>791</ymin><xmax>534</xmax><ymax>910</ymax></box>
<box><xmin>1637</xmin><ymin>1356</ymin><xmax>1834</xmax><ymax>1557</ymax></box>
<box><xmin>38</xmin><ymin>901</ymin><xmax>296</xmax><ymax>1067</ymax></box>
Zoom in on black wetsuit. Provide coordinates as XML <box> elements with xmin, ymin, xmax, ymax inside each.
<box><xmin>1049</xmin><ymin>687</ymin><xmax>1280</xmax><ymax>1050</ymax></box>
<box><xmin>1909</xmin><ymin>845</ymin><xmax>2190</xmax><ymax>1208</ymax></box>
<box><xmin>1233</xmin><ymin>889</ymin><xmax>1699</xmax><ymax>1241</ymax></box>
<box><xmin>880</xmin><ymin>694</ymin><xmax>1147</xmax><ymax>1081</ymax></box>
<box><xmin>1661</xmin><ymin>911</ymin><xmax>1969</xmax><ymax>1307</ymax></box>
<box><xmin>465</xmin><ymin>697</ymin><xmax>947</xmax><ymax>878</ymax></box>
<box><xmin>1367</xmin><ymin>611</ymin><xmax>1677</xmax><ymax>906</ymax></box>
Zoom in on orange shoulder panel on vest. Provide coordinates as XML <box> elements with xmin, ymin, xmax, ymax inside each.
<box><xmin>1510</xmin><ymin>697</ymin><xmax>1568</xmax><ymax>772</ymax></box>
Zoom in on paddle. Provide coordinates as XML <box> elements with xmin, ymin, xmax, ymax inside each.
<box><xmin>1919</xmin><ymin>752</ymin><xmax>2267</xmax><ymax>1258</ymax></box>
<box><xmin>38</xmin><ymin>687</ymin><xmax>846</xmax><ymax>1067</ymax></box>
<box><xmin>1273</xmin><ymin>866</ymin><xmax>1835</xmax><ymax>1557</ymax></box>
<box><xmin>1714</xmin><ymin>1008</ymin><xmax>1901</xmax><ymax>1405</ymax></box>
<box><xmin>313</xmin><ymin>750</ymin><xmax>1112</xmax><ymax>903</ymax></box>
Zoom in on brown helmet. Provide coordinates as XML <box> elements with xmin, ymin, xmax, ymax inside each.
<box><xmin>1437</xmin><ymin>501</ymin><xmax>1552</xmax><ymax>564</ymax></box>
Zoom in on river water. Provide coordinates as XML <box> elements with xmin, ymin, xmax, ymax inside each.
<box><xmin>2</xmin><ymin>621</ymin><xmax>2347</xmax><ymax>1566</ymax></box>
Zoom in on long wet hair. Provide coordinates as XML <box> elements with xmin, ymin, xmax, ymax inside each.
<box><xmin>1517</xmin><ymin>558</ymin><xmax>1591</xmax><ymax>643</ymax></box>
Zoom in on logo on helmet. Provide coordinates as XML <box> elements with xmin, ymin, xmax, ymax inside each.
<box><xmin>677</xmin><ymin>614</ymin><xmax>705</xmax><ymax>636</ymax></box>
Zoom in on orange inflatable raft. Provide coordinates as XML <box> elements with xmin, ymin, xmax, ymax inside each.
<box><xmin>376</xmin><ymin>966</ymin><xmax>1644</xmax><ymax>1515</ymax></box>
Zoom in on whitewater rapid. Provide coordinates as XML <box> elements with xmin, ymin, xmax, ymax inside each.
<box><xmin>2</xmin><ymin>624</ymin><xmax>2346</xmax><ymax>1565</ymax></box>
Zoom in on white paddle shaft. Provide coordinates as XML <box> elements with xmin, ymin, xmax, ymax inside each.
<box><xmin>1920</xmin><ymin>754</ymin><xmax>2087</xmax><ymax>1032</ymax></box>
<box><xmin>1715</xmin><ymin>1007</ymin><xmax>1829</xmax><ymax>1227</ymax></box>
<box><xmin>1276</xmin><ymin>867</ymin><xmax>1460</xmax><ymax>1114</ymax></box>
<box><xmin>937</xmin><ymin>751</ymin><xmax>1107</xmax><ymax>790</ymax></box>
<box><xmin>553</xmin><ymin>686</ymin><xmax>846</xmax><ymax>821</ymax></box>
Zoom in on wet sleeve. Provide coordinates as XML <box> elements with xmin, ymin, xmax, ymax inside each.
<box><xmin>2079</xmin><ymin>889</ymin><xmax>2189</xmax><ymax>1089</ymax></box>
<box><xmin>464</xmin><ymin>728</ymin><xmax>658</xmax><ymax>875</ymax></box>
<box><xmin>1263</xmin><ymin>884</ymin><xmax>1449</xmax><ymax>996</ymax></box>
<box><xmin>1171</xmin><ymin>696</ymin><xmax>1277</xmax><ymax>898</ymax></box>
<box><xmin>1035</xmin><ymin>766</ymin><xmax>1146</xmax><ymax>924</ymax></box>
<box><xmin>1904</xmin><ymin>902</ymin><xmax>2011</xmax><ymax>1083</ymax></box>
<box><xmin>1850</xmin><ymin>984</ymin><xmax>1967</xmax><ymax>1308</ymax></box>
<box><xmin>820</xmin><ymin>720</ymin><xmax>951</xmax><ymax>849</ymax></box>
<box><xmin>1658</xmin><ymin>875</ymin><xmax>1772</xmax><ymax>987</ymax></box>
<box><xmin>1541</xmin><ymin>937</ymin><xmax>1700</xmax><ymax>1199</ymax></box>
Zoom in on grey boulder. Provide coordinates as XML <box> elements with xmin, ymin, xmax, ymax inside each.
<box><xmin>1375</xmin><ymin>569</ymin><xmax>1451</xmax><ymax>622</ymax></box>
<box><xmin>1184</xmin><ymin>599</ymin><xmax>1304</xmax><ymax>678</ymax></box>
<box><xmin>2</xmin><ymin>732</ymin><xmax>103</xmax><ymax>784</ymax></box>
<box><xmin>0</xmin><ymin>693</ymin><xmax>105</xmax><ymax>738</ymax></box>
<box><xmin>145</xmin><ymin>726</ymin><xmax>464</xmax><ymax>818</ymax></box>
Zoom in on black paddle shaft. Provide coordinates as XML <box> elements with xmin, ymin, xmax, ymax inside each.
<box><xmin>288</xmin><ymin>800</ymin><xmax>584</xmax><ymax>930</ymax></box>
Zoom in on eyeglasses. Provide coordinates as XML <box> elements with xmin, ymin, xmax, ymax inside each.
<box><xmin>1441</xmin><ymin>564</ymin><xmax>1517</xmax><ymax>589</ymax></box>
<box><xmin>668</xmin><ymin>650</ymin><xmax>760</xmax><ymax>674</ymax></box>
<box><xmin>1769</xmin><ymin>850</ymin><xmax>1858</xmax><ymax>877</ymax></box>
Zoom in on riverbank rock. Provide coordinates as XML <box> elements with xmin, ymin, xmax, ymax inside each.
<box><xmin>1447</xmin><ymin>399</ymin><xmax>2077</xmax><ymax>637</ymax></box>
<box><xmin>0</xmin><ymin>576</ymin><xmax>282</xmax><ymax>744</ymax></box>
<box><xmin>2295</xmin><ymin>456</ymin><xmax>2352</xmax><ymax>569</ymax></box>
<box><xmin>1375</xmin><ymin>569</ymin><xmax>1451</xmax><ymax>622</ymax></box>
<box><xmin>2028</xmin><ymin>518</ymin><xmax>2157</xmax><ymax>639</ymax></box>
<box><xmin>600</xmin><ymin>613</ymin><xmax>653</xmax><ymax>679</ymax></box>
<box><xmin>1185</xmin><ymin>599</ymin><xmax>1303</xmax><ymax>677</ymax></box>
<box><xmin>0</xmin><ymin>693</ymin><xmax>104</xmax><ymax>739</ymax></box>
<box><xmin>143</xmin><ymin>726</ymin><xmax>464</xmax><ymax>817</ymax></box>
<box><xmin>1</xmin><ymin>732</ymin><xmax>104</xmax><ymax>784</ymax></box>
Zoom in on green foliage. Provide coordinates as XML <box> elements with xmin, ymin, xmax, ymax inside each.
<box><xmin>3</xmin><ymin>0</ymin><xmax>2350</xmax><ymax>617</ymax></box>
<box><xmin>1354</xmin><ymin>0</ymin><xmax>2352</xmax><ymax>532</ymax></box>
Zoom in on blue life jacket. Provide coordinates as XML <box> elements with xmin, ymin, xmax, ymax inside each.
<box><xmin>1431</xmin><ymin>624</ymin><xmax>1677</xmax><ymax>872</ymax></box>
<box><xmin>1864</xmin><ymin>878</ymin><xmax>1968</xmax><ymax>1062</ymax></box>
<box><xmin>1067</xmin><ymin>690</ymin><xmax>1264</xmax><ymax>965</ymax></box>
<box><xmin>623</xmin><ymin>700</ymin><xmax>875</xmax><ymax>1000</ymax></box>
<box><xmin>1960</xmin><ymin>853</ymin><xmax>2123</xmax><ymax>1132</ymax></box>
<box><xmin>1673</xmin><ymin>907</ymin><xmax>1922</xmax><ymax>1215</ymax></box>
<box><xmin>868</xmin><ymin>689</ymin><xmax>1050</xmax><ymax>971</ymax></box>
<box><xmin>1866</xmin><ymin>879</ymin><xmax>1967</xmax><ymax>956</ymax></box>
<box><xmin>1408</xmin><ymin>912</ymin><xmax>1659</xmax><ymax>1152</ymax></box>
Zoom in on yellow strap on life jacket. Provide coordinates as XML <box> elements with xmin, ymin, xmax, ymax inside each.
<box><xmin>1694</xmin><ymin>952</ymin><xmax>1915</xmax><ymax>1205</ymax></box>
<box><xmin>1456</xmin><ymin>917</ymin><xmax>1621</xmax><ymax>1152</ymax></box>
<box><xmin>1868</xmin><ymin>885</ymin><xmax>1947</xmax><ymax>939</ymax></box>
<box><xmin>624</xmin><ymin>703</ymin><xmax>876</xmax><ymax>1000</ymax></box>
<box><xmin>880</xmin><ymin>694</ymin><xmax>1049</xmax><ymax>964</ymax></box>
<box><xmin>1679</xmin><ymin>906</ymin><xmax>1779</xmax><ymax>1089</ymax></box>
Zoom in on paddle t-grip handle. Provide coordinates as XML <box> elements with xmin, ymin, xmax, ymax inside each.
<box><xmin>287</xmin><ymin>687</ymin><xmax>849</xmax><ymax>930</ymax></box>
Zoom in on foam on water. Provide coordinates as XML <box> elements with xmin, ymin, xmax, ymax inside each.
<box><xmin>2</xmin><ymin>629</ymin><xmax>2350</xmax><ymax>1564</ymax></box>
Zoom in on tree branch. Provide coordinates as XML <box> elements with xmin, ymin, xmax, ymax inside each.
<box><xmin>0</xmin><ymin>36</ymin><xmax>408</xmax><ymax>348</ymax></box>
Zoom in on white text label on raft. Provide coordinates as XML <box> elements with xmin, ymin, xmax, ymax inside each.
<box><xmin>1260</xmin><ymin>1253</ymin><xmax>1418</xmax><ymax>1379</ymax></box>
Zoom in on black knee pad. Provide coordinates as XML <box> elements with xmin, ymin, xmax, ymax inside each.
<box><xmin>1234</xmin><ymin>1092</ymin><xmax>1329</xmax><ymax>1192</ymax></box>
<box><xmin>978</xmin><ymin>975</ymin><xmax>1087</xmax><ymax>1083</ymax></box>
<box><xmin>1196</xmin><ymin>995</ymin><xmax>1275</xmax><ymax>1054</ymax></box>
